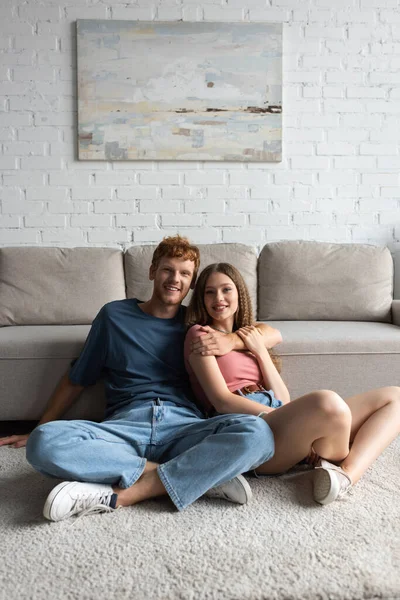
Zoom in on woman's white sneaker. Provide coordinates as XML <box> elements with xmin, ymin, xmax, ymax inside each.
<box><xmin>43</xmin><ymin>481</ymin><xmax>118</xmax><ymax>521</ymax></box>
<box><xmin>313</xmin><ymin>459</ymin><xmax>352</xmax><ymax>505</ymax></box>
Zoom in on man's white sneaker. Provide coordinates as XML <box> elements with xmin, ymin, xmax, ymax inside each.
<box><xmin>313</xmin><ymin>459</ymin><xmax>352</xmax><ymax>505</ymax></box>
<box><xmin>205</xmin><ymin>475</ymin><xmax>252</xmax><ymax>505</ymax></box>
<box><xmin>43</xmin><ymin>481</ymin><xmax>118</xmax><ymax>521</ymax></box>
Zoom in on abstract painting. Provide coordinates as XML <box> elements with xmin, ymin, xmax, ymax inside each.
<box><xmin>77</xmin><ymin>20</ymin><xmax>282</xmax><ymax>161</ymax></box>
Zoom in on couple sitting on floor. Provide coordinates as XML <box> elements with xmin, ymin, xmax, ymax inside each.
<box><xmin>1</xmin><ymin>235</ymin><xmax>399</xmax><ymax>521</ymax></box>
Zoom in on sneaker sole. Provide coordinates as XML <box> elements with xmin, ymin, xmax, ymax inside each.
<box><xmin>313</xmin><ymin>468</ymin><xmax>340</xmax><ymax>505</ymax></box>
<box><xmin>43</xmin><ymin>481</ymin><xmax>72</xmax><ymax>521</ymax></box>
<box><xmin>236</xmin><ymin>474</ymin><xmax>252</xmax><ymax>504</ymax></box>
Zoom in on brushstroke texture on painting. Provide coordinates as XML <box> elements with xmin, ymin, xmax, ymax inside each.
<box><xmin>77</xmin><ymin>20</ymin><xmax>282</xmax><ymax>161</ymax></box>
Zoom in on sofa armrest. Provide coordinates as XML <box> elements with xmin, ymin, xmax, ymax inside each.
<box><xmin>391</xmin><ymin>300</ymin><xmax>400</xmax><ymax>326</ymax></box>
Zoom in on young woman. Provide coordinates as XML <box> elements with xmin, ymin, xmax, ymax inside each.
<box><xmin>184</xmin><ymin>263</ymin><xmax>400</xmax><ymax>505</ymax></box>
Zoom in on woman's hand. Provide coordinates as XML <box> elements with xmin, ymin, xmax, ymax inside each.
<box><xmin>236</xmin><ymin>326</ymin><xmax>267</xmax><ymax>358</ymax></box>
<box><xmin>238</xmin><ymin>326</ymin><xmax>291</xmax><ymax>406</ymax></box>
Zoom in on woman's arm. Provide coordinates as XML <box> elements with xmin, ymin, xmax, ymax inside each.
<box><xmin>237</xmin><ymin>326</ymin><xmax>290</xmax><ymax>405</ymax></box>
<box><xmin>256</xmin><ymin>323</ymin><xmax>283</xmax><ymax>349</ymax></box>
<box><xmin>188</xmin><ymin>352</ymin><xmax>275</xmax><ymax>416</ymax></box>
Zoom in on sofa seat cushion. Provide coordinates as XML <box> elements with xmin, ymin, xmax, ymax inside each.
<box><xmin>258</xmin><ymin>241</ymin><xmax>393</xmax><ymax>322</ymax></box>
<box><xmin>125</xmin><ymin>243</ymin><xmax>258</xmax><ymax>313</ymax></box>
<box><xmin>0</xmin><ymin>247</ymin><xmax>126</xmax><ymax>326</ymax></box>
<box><xmin>266</xmin><ymin>320</ymin><xmax>400</xmax><ymax>401</ymax></box>
<box><xmin>269</xmin><ymin>320</ymin><xmax>400</xmax><ymax>355</ymax></box>
<box><xmin>0</xmin><ymin>325</ymin><xmax>91</xmax><ymax>359</ymax></box>
<box><xmin>0</xmin><ymin>325</ymin><xmax>105</xmax><ymax>421</ymax></box>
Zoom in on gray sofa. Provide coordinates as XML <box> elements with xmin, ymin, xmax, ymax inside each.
<box><xmin>1</xmin><ymin>241</ymin><xmax>399</xmax><ymax>421</ymax></box>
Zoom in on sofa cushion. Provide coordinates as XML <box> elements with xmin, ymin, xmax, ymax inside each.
<box><xmin>265</xmin><ymin>320</ymin><xmax>400</xmax><ymax>400</ymax></box>
<box><xmin>268</xmin><ymin>320</ymin><xmax>400</xmax><ymax>355</ymax></box>
<box><xmin>0</xmin><ymin>325</ymin><xmax>106</xmax><ymax>420</ymax></box>
<box><xmin>258</xmin><ymin>241</ymin><xmax>393</xmax><ymax>322</ymax></box>
<box><xmin>0</xmin><ymin>247</ymin><xmax>126</xmax><ymax>326</ymax></box>
<box><xmin>0</xmin><ymin>324</ymin><xmax>91</xmax><ymax>358</ymax></box>
<box><xmin>125</xmin><ymin>243</ymin><xmax>258</xmax><ymax>313</ymax></box>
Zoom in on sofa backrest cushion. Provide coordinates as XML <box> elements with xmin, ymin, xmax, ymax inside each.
<box><xmin>0</xmin><ymin>247</ymin><xmax>126</xmax><ymax>325</ymax></box>
<box><xmin>125</xmin><ymin>243</ymin><xmax>258</xmax><ymax>313</ymax></box>
<box><xmin>258</xmin><ymin>241</ymin><xmax>393</xmax><ymax>322</ymax></box>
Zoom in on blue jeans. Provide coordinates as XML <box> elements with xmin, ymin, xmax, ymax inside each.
<box><xmin>26</xmin><ymin>399</ymin><xmax>275</xmax><ymax>510</ymax></box>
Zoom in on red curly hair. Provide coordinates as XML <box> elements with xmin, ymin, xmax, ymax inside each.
<box><xmin>151</xmin><ymin>236</ymin><xmax>201</xmax><ymax>281</ymax></box>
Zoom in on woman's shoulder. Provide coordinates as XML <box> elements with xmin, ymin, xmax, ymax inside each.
<box><xmin>185</xmin><ymin>324</ymin><xmax>206</xmax><ymax>341</ymax></box>
<box><xmin>184</xmin><ymin>325</ymin><xmax>207</xmax><ymax>362</ymax></box>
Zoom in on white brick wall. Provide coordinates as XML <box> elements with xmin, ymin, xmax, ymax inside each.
<box><xmin>0</xmin><ymin>0</ymin><xmax>399</xmax><ymax>250</ymax></box>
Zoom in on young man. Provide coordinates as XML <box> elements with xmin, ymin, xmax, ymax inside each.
<box><xmin>0</xmin><ymin>236</ymin><xmax>280</xmax><ymax>521</ymax></box>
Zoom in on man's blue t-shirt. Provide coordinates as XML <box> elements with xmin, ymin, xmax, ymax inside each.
<box><xmin>69</xmin><ymin>299</ymin><xmax>198</xmax><ymax>416</ymax></box>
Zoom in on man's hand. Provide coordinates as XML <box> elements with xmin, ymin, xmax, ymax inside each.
<box><xmin>0</xmin><ymin>434</ymin><xmax>29</xmax><ymax>448</ymax></box>
<box><xmin>191</xmin><ymin>326</ymin><xmax>237</xmax><ymax>356</ymax></box>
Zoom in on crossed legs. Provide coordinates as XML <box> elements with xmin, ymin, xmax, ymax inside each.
<box><xmin>28</xmin><ymin>387</ymin><xmax>400</xmax><ymax>517</ymax></box>
<box><xmin>28</xmin><ymin>408</ymin><xmax>273</xmax><ymax>518</ymax></box>
<box><xmin>255</xmin><ymin>386</ymin><xmax>400</xmax><ymax>488</ymax></box>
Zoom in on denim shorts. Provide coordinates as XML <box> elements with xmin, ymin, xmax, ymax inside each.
<box><xmin>237</xmin><ymin>387</ymin><xmax>283</xmax><ymax>409</ymax></box>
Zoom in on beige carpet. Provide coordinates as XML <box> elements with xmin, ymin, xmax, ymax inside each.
<box><xmin>0</xmin><ymin>440</ymin><xmax>399</xmax><ymax>600</ymax></box>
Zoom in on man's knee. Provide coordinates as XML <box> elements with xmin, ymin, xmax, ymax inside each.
<box><xmin>26</xmin><ymin>424</ymin><xmax>49</xmax><ymax>467</ymax></box>
<box><xmin>236</xmin><ymin>414</ymin><xmax>275</xmax><ymax>464</ymax></box>
<box><xmin>26</xmin><ymin>422</ymin><xmax>65</xmax><ymax>470</ymax></box>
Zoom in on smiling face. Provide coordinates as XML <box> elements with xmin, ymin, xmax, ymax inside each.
<box><xmin>149</xmin><ymin>256</ymin><xmax>196</xmax><ymax>308</ymax></box>
<box><xmin>203</xmin><ymin>271</ymin><xmax>239</xmax><ymax>331</ymax></box>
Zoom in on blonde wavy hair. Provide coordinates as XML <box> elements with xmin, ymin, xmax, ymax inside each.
<box><xmin>186</xmin><ymin>262</ymin><xmax>281</xmax><ymax>373</ymax></box>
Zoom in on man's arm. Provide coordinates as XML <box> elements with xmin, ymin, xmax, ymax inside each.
<box><xmin>190</xmin><ymin>323</ymin><xmax>282</xmax><ymax>357</ymax></box>
<box><xmin>37</xmin><ymin>371</ymin><xmax>85</xmax><ymax>425</ymax></box>
<box><xmin>0</xmin><ymin>371</ymin><xmax>85</xmax><ymax>448</ymax></box>
<box><xmin>1</xmin><ymin>305</ymin><xmax>108</xmax><ymax>448</ymax></box>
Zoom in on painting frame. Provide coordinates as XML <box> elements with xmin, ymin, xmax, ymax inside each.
<box><xmin>77</xmin><ymin>20</ymin><xmax>283</xmax><ymax>162</ymax></box>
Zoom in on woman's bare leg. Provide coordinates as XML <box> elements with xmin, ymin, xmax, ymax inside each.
<box><xmin>255</xmin><ymin>390</ymin><xmax>351</xmax><ymax>475</ymax></box>
<box><xmin>339</xmin><ymin>386</ymin><xmax>400</xmax><ymax>484</ymax></box>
